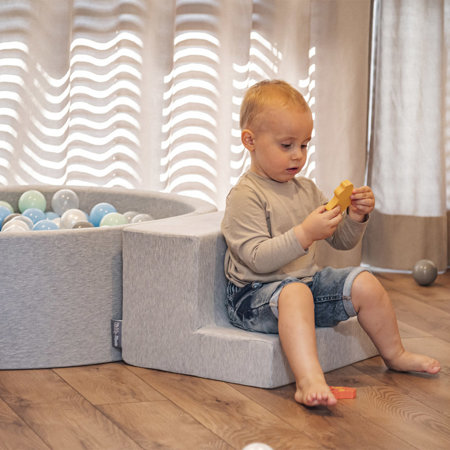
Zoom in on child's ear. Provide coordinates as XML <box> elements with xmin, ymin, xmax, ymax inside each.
<box><xmin>241</xmin><ymin>129</ymin><xmax>255</xmax><ymax>151</ymax></box>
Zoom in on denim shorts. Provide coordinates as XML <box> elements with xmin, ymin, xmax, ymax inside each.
<box><xmin>226</xmin><ymin>266</ymin><xmax>369</xmax><ymax>334</ymax></box>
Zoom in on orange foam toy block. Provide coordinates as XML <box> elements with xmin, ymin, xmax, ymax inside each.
<box><xmin>330</xmin><ymin>386</ymin><xmax>356</xmax><ymax>399</ymax></box>
<box><xmin>325</xmin><ymin>179</ymin><xmax>354</xmax><ymax>212</ymax></box>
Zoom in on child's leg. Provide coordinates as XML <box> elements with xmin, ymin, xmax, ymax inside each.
<box><xmin>351</xmin><ymin>272</ymin><xmax>440</xmax><ymax>374</ymax></box>
<box><xmin>278</xmin><ymin>282</ymin><xmax>337</xmax><ymax>407</ymax></box>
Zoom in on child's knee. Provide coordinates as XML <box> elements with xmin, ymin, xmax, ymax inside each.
<box><xmin>352</xmin><ymin>271</ymin><xmax>387</xmax><ymax>310</ymax></box>
<box><xmin>279</xmin><ymin>282</ymin><xmax>313</xmax><ymax>306</ymax></box>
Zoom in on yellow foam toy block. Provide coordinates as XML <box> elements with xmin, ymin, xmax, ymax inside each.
<box><xmin>325</xmin><ymin>179</ymin><xmax>354</xmax><ymax>212</ymax></box>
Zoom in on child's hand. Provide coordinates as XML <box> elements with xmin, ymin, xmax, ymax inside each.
<box><xmin>349</xmin><ymin>186</ymin><xmax>375</xmax><ymax>222</ymax></box>
<box><xmin>294</xmin><ymin>205</ymin><xmax>342</xmax><ymax>249</ymax></box>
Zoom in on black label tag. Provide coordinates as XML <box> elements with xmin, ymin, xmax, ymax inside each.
<box><xmin>111</xmin><ymin>319</ymin><xmax>122</xmax><ymax>349</ymax></box>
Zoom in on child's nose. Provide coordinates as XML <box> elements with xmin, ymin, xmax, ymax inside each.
<box><xmin>292</xmin><ymin>146</ymin><xmax>302</xmax><ymax>159</ymax></box>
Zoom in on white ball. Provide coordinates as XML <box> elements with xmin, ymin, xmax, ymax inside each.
<box><xmin>123</xmin><ymin>210</ymin><xmax>139</xmax><ymax>223</ymax></box>
<box><xmin>11</xmin><ymin>215</ymin><xmax>34</xmax><ymax>229</ymax></box>
<box><xmin>60</xmin><ymin>208</ymin><xmax>88</xmax><ymax>229</ymax></box>
<box><xmin>52</xmin><ymin>217</ymin><xmax>61</xmax><ymax>227</ymax></box>
<box><xmin>1</xmin><ymin>220</ymin><xmax>30</xmax><ymax>233</ymax></box>
<box><xmin>51</xmin><ymin>189</ymin><xmax>79</xmax><ymax>216</ymax></box>
<box><xmin>242</xmin><ymin>444</ymin><xmax>273</xmax><ymax>450</ymax></box>
<box><xmin>131</xmin><ymin>213</ymin><xmax>154</xmax><ymax>224</ymax></box>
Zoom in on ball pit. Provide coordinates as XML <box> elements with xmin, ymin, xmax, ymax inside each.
<box><xmin>0</xmin><ymin>185</ymin><xmax>215</xmax><ymax>369</ymax></box>
<box><xmin>1</xmin><ymin>187</ymin><xmax>165</xmax><ymax>233</ymax></box>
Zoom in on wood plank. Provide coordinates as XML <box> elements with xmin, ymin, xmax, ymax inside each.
<box><xmin>376</xmin><ymin>272</ymin><xmax>450</xmax><ymax>314</ymax></box>
<box><xmin>0</xmin><ymin>369</ymin><xmax>141</xmax><ymax>449</ymax></box>
<box><xmin>337</xmin><ymin>384</ymin><xmax>450</xmax><ymax>449</ymax></box>
<box><xmin>0</xmin><ymin>369</ymin><xmax>82</xmax><ymax>407</ymax></box>
<box><xmin>397</xmin><ymin>320</ymin><xmax>431</xmax><ymax>339</ymax></box>
<box><xmin>128</xmin><ymin>366</ymin><xmax>319</xmax><ymax>449</ymax></box>
<box><xmin>326</xmin><ymin>361</ymin><xmax>450</xmax><ymax>448</ymax></box>
<box><xmin>55</xmin><ymin>362</ymin><xmax>165</xmax><ymax>405</ymax></box>
<box><xmin>13</xmin><ymin>401</ymin><xmax>141</xmax><ymax>449</ymax></box>
<box><xmin>99</xmin><ymin>400</ymin><xmax>232</xmax><ymax>450</ymax></box>
<box><xmin>351</xmin><ymin>339</ymin><xmax>450</xmax><ymax>418</ymax></box>
<box><xmin>385</xmin><ymin>290</ymin><xmax>450</xmax><ymax>342</ymax></box>
<box><xmin>0</xmin><ymin>398</ymin><xmax>49</xmax><ymax>450</ymax></box>
<box><xmin>233</xmin><ymin>365</ymin><xmax>415</xmax><ymax>450</ymax></box>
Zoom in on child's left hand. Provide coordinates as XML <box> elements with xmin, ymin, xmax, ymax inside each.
<box><xmin>349</xmin><ymin>186</ymin><xmax>375</xmax><ymax>222</ymax></box>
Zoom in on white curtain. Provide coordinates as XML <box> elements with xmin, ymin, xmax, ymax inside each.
<box><xmin>363</xmin><ymin>0</ymin><xmax>450</xmax><ymax>271</ymax></box>
<box><xmin>0</xmin><ymin>0</ymin><xmax>371</xmax><ymax>212</ymax></box>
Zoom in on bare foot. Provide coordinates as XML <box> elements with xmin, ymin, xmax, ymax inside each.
<box><xmin>385</xmin><ymin>350</ymin><xmax>441</xmax><ymax>374</ymax></box>
<box><xmin>294</xmin><ymin>375</ymin><xmax>337</xmax><ymax>407</ymax></box>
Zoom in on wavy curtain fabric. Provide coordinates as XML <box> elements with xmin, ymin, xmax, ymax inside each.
<box><xmin>0</xmin><ymin>0</ymin><xmax>149</xmax><ymax>189</ymax></box>
<box><xmin>0</xmin><ymin>0</ymin><xmax>371</xmax><ymax>212</ymax></box>
<box><xmin>363</xmin><ymin>0</ymin><xmax>450</xmax><ymax>271</ymax></box>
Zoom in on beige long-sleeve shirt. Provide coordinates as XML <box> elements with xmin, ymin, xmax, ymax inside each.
<box><xmin>221</xmin><ymin>171</ymin><xmax>368</xmax><ymax>287</ymax></box>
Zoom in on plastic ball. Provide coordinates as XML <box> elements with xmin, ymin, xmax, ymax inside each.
<box><xmin>89</xmin><ymin>202</ymin><xmax>117</xmax><ymax>227</ymax></box>
<box><xmin>100</xmin><ymin>212</ymin><xmax>128</xmax><ymax>227</ymax></box>
<box><xmin>51</xmin><ymin>189</ymin><xmax>79</xmax><ymax>216</ymax></box>
<box><xmin>11</xmin><ymin>215</ymin><xmax>34</xmax><ymax>229</ymax></box>
<box><xmin>45</xmin><ymin>211</ymin><xmax>59</xmax><ymax>220</ymax></box>
<box><xmin>72</xmin><ymin>221</ymin><xmax>94</xmax><ymax>229</ymax></box>
<box><xmin>123</xmin><ymin>210</ymin><xmax>139</xmax><ymax>223</ymax></box>
<box><xmin>413</xmin><ymin>260</ymin><xmax>438</xmax><ymax>286</ymax></box>
<box><xmin>33</xmin><ymin>219</ymin><xmax>59</xmax><ymax>231</ymax></box>
<box><xmin>0</xmin><ymin>206</ymin><xmax>11</xmax><ymax>227</ymax></box>
<box><xmin>242</xmin><ymin>444</ymin><xmax>274</xmax><ymax>450</ymax></box>
<box><xmin>22</xmin><ymin>208</ymin><xmax>46</xmax><ymax>224</ymax></box>
<box><xmin>18</xmin><ymin>190</ymin><xmax>46</xmax><ymax>212</ymax></box>
<box><xmin>131</xmin><ymin>213</ymin><xmax>154</xmax><ymax>224</ymax></box>
<box><xmin>1</xmin><ymin>213</ymin><xmax>21</xmax><ymax>229</ymax></box>
<box><xmin>1</xmin><ymin>220</ymin><xmax>30</xmax><ymax>233</ymax></box>
<box><xmin>0</xmin><ymin>201</ymin><xmax>13</xmax><ymax>213</ymax></box>
<box><xmin>60</xmin><ymin>209</ymin><xmax>88</xmax><ymax>229</ymax></box>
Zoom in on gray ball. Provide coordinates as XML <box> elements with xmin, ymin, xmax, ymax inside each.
<box><xmin>413</xmin><ymin>259</ymin><xmax>438</xmax><ymax>286</ymax></box>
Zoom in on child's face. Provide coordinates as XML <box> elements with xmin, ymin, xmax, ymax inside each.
<box><xmin>244</xmin><ymin>104</ymin><xmax>313</xmax><ymax>183</ymax></box>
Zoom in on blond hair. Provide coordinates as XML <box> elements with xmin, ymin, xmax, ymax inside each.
<box><xmin>240</xmin><ymin>80</ymin><xmax>309</xmax><ymax>130</ymax></box>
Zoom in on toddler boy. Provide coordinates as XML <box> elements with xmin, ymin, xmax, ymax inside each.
<box><xmin>221</xmin><ymin>80</ymin><xmax>440</xmax><ymax>407</ymax></box>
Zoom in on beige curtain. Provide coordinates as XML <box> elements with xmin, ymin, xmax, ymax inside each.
<box><xmin>363</xmin><ymin>0</ymin><xmax>449</xmax><ymax>272</ymax></box>
<box><xmin>0</xmin><ymin>0</ymin><xmax>371</xmax><ymax>211</ymax></box>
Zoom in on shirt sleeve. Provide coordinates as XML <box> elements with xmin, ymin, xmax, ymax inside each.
<box><xmin>326</xmin><ymin>212</ymin><xmax>368</xmax><ymax>250</ymax></box>
<box><xmin>221</xmin><ymin>184</ymin><xmax>307</xmax><ymax>274</ymax></box>
<box><xmin>313</xmin><ymin>181</ymin><xmax>368</xmax><ymax>250</ymax></box>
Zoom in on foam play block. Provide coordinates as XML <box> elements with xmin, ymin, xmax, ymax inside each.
<box><xmin>330</xmin><ymin>386</ymin><xmax>357</xmax><ymax>399</ymax></box>
<box><xmin>325</xmin><ymin>180</ymin><xmax>354</xmax><ymax>212</ymax></box>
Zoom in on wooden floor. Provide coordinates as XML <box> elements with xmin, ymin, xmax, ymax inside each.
<box><xmin>1</xmin><ymin>272</ymin><xmax>449</xmax><ymax>449</ymax></box>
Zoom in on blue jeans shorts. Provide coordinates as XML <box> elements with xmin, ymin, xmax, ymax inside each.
<box><xmin>226</xmin><ymin>266</ymin><xmax>369</xmax><ymax>334</ymax></box>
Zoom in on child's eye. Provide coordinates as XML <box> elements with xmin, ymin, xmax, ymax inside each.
<box><xmin>281</xmin><ymin>143</ymin><xmax>292</xmax><ymax>149</ymax></box>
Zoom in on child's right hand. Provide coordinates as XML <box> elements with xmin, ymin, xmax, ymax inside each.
<box><xmin>294</xmin><ymin>205</ymin><xmax>342</xmax><ymax>250</ymax></box>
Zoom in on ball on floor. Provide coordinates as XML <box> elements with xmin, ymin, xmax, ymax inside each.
<box><xmin>412</xmin><ymin>259</ymin><xmax>438</xmax><ymax>286</ymax></box>
<box><xmin>242</xmin><ymin>444</ymin><xmax>273</xmax><ymax>450</ymax></box>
